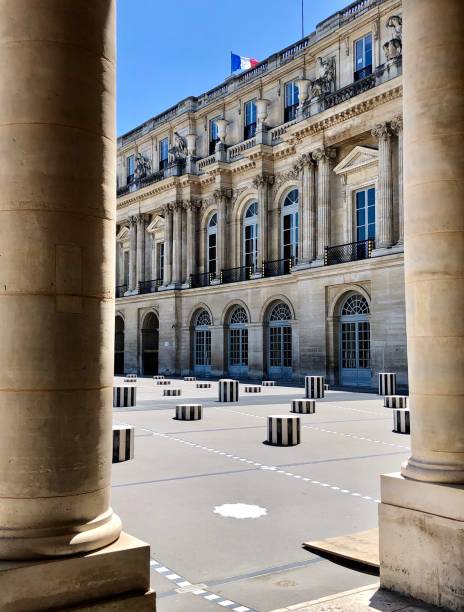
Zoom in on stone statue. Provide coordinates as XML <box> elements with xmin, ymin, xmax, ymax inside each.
<box><xmin>383</xmin><ymin>15</ymin><xmax>402</xmax><ymax>60</ymax></box>
<box><xmin>311</xmin><ymin>56</ymin><xmax>336</xmax><ymax>97</ymax></box>
<box><xmin>134</xmin><ymin>152</ymin><xmax>151</xmax><ymax>179</ymax></box>
<box><xmin>169</xmin><ymin>131</ymin><xmax>188</xmax><ymax>161</ymax></box>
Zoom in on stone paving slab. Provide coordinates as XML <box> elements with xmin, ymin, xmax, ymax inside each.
<box><xmin>303</xmin><ymin>528</ymin><xmax>379</xmax><ymax>568</ymax></box>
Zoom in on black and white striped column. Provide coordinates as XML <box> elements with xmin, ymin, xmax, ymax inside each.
<box><xmin>305</xmin><ymin>376</ymin><xmax>325</xmax><ymax>399</ymax></box>
<box><xmin>184</xmin><ymin>376</ymin><xmax>197</xmax><ymax>381</ymax></box>
<box><xmin>393</xmin><ymin>408</ymin><xmax>410</xmax><ymax>434</ymax></box>
<box><xmin>153</xmin><ymin>375</ymin><xmax>165</xmax><ymax>380</ymax></box>
<box><xmin>324</xmin><ymin>383</ymin><xmax>329</xmax><ymax>391</ymax></box>
<box><xmin>262</xmin><ymin>381</ymin><xmax>275</xmax><ymax>387</ymax></box>
<box><xmin>124</xmin><ymin>373</ymin><xmax>137</xmax><ymax>382</ymax></box>
<box><xmin>156</xmin><ymin>380</ymin><xmax>171</xmax><ymax>385</ymax></box>
<box><xmin>112</xmin><ymin>425</ymin><xmax>134</xmax><ymax>463</ymax></box>
<box><xmin>244</xmin><ymin>385</ymin><xmax>261</xmax><ymax>393</ymax></box>
<box><xmin>175</xmin><ymin>404</ymin><xmax>202</xmax><ymax>421</ymax></box>
<box><xmin>379</xmin><ymin>372</ymin><xmax>397</xmax><ymax>396</ymax></box>
<box><xmin>218</xmin><ymin>379</ymin><xmax>239</xmax><ymax>402</ymax></box>
<box><xmin>196</xmin><ymin>382</ymin><xmax>211</xmax><ymax>389</ymax></box>
<box><xmin>267</xmin><ymin>415</ymin><xmax>301</xmax><ymax>446</ymax></box>
<box><xmin>113</xmin><ymin>386</ymin><xmax>136</xmax><ymax>407</ymax></box>
<box><xmin>163</xmin><ymin>388</ymin><xmax>181</xmax><ymax>397</ymax></box>
<box><xmin>384</xmin><ymin>395</ymin><xmax>408</xmax><ymax>409</ymax></box>
<box><xmin>291</xmin><ymin>399</ymin><xmax>315</xmax><ymax>414</ymax></box>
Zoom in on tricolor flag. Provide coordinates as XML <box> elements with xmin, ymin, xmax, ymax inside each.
<box><xmin>231</xmin><ymin>52</ymin><xmax>259</xmax><ymax>73</ymax></box>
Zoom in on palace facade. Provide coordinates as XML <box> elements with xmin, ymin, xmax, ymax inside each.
<box><xmin>115</xmin><ymin>0</ymin><xmax>407</xmax><ymax>389</ymax></box>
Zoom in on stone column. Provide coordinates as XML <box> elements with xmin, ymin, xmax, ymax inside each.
<box><xmin>297</xmin><ymin>154</ymin><xmax>316</xmax><ymax>264</ymax></box>
<box><xmin>128</xmin><ymin>215</ymin><xmax>137</xmax><ymax>292</ymax></box>
<box><xmin>214</xmin><ymin>188</ymin><xmax>230</xmax><ymax>274</ymax></box>
<box><xmin>312</xmin><ymin>148</ymin><xmax>335</xmax><ymax>261</ymax></box>
<box><xmin>163</xmin><ymin>205</ymin><xmax>173</xmax><ymax>286</ymax></box>
<box><xmin>185</xmin><ymin>201</ymin><xmax>198</xmax><ymax>283</ymax></box>
<box><xmin>372</xmin><ymin>123</ymin><xmax>394</xmax><ymax>249</ymax></box>
<box><xmin>172</xmin><ymin>202</ymin><xmax>182</xmax><ymax>286</ymax></box>
<box><xmin>392</xmin><ymin>115</ymin><xmax>404</xmax><ymax>245</ymax></box>
<box><xmin>0</xmin><ymin>0</ymin><xmax>124</xmax><ymax>560</ymax></box>
<box><xmin>136</xmin><ymin>214</ymin><xmax>147</xmax><ymax>288</ymax></box>
<box><xmin>379</xmin><ymin>2</ymin><xmax>464</xmax><ymax>609</ymax></box>
<box><xmin>252</xmin><ymin>175</ymin><xmax>273</xmax><ymax>268</ymax></box>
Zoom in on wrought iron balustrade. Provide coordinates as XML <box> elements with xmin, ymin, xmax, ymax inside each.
<box><xmin>115</xmin><ymin>284</ymin><xmax>127</xmax><ymax>298</ymax></box>
<box><xmin>354</xmin><ymin>65</ymin><xmax>373</xmax><ymax>82</ymax></box>
<box><xmin>324</xmin><ymin>239</ymin><xmax>374</xmax><ymax>266</ymax></box>
<box><xmin>323</xmin><ymin>74</ymin><xmax>375</xmax><ymax>110</ymax></box>
<box><xmin>220</xmin><ymin>265</ymin><xmax>254</xmax><ymax>284</ymax></box>
<box><xmin>138</xmin><ymin>279</ymin><xmax>163</xmax><ymax>294</ymax></box>
<box><xmin>262</xmin><ymin>257</ymin><xmax>294</xmax><ymax>278</ymax></box>
<box><xmin>190</xmin><ymin>272</ymin><xmax>214</xmax><ymax>289</ymax></box>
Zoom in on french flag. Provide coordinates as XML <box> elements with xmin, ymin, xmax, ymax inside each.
<box><xmin>231</xmin><ymin>52</ymin><xmax>259</xmax><ymax>73</ymax></box>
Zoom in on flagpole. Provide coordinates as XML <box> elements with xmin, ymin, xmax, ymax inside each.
<box><xmin>301</xmin><ymin>0</ymin><xmax>304</xmax><ymax>39</ymax></box>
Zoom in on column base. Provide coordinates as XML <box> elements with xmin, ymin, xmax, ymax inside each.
<box><xmin>379</xmin><ymin>472</ymin><xmax>464</xmax><ymax>611</ymax></box>
<box><xmin>0</xmin><ymin>532</ymin><xmax>155</xmax><ymax>611</ymax></box>
<box><xmin>310</xmin><ymin>258</ymin><xmax>324</xmax><ymax>268</ymax></box>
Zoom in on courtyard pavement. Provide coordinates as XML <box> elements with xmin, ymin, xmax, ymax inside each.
<box><xmin>111</xmin><ymin>377</ymin><xmax>410</xmax><ymax>612</ymax></box>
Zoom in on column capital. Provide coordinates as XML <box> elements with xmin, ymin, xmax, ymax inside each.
<box><xmin>213</xmin><ymin>187</ymin><xmax>232</xmax><ymax>201</ymax></box>
<box><xmin>391</xmin><ymin>115</ymin><xmax>403</xmax><ymax>134</ymax></box>
<box><xmin>184</xmin><ymin>199</ymin><xmax>202</xmax><ymax>211</ymax></box>
<box><xmin>312</xmin><ymin>147</ymin><xmax>336</xmax><ymax>163</ymax></box>
<box><xmin>294</xmin><ymin>153</ymin><xmax>314</xmax><ymax>173</ymax></box>
<box><xmin>371</xmin><ymin>122</ymin><xmax>393</xmax><ymax>140</ymax></box>
<box><xmin>128</xmin><ymin>215</ymin><xmax>138</xmax><ymax>226</ymax></box>
<box><xmin>252</xmin><ymin>174</ymin><xmax>274</xmax><ymax>189</ymax></box>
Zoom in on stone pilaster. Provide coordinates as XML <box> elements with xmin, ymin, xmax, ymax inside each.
<box><xmin>392</xmin><ymin>115</ymin><xmax>404</xmax><ymax>245</ymax></box>
<box><xmin>252</xmin><ymin>175</ymin><xmax>274</xmax><ymax>268</ymax></box>
<box><xmin>128</xmin><ymin>215</ymin><xmax>137</xmax><ymax>292</ymax></box>
<box><xmin>136</xmin><ymin>214</ymin><xmax>147</xmax><ymax>289</ymax></box>
<box><xmin>372</xmin><ymin>122</ymin><xmax>394</xmax><ymax>249</ymax></box>
<box><xmin>213</xmin><ymin>187</ymin><xmax>231</xmax><ymax>274</ymax></box>
<box><xmin>312</xmin><ymin>148</ymin><xmax>336</xmax><ymax>261</ymax></box>
<box><xmin>296</xmin><ymin>154</ymin><xmax>316</xmax><ymax>264</ymax></box>
<box><xmin>172</xmin><ymin>202</ymin><xmax>183</xmax><ymax>286</ymax></box>
<box><xmin>185</xmin><ymin>201</ymin><xmax>199</xmax><ymax>283</ymax></box>
<box><xmin>162</xmin><ymin>204</ymin><xmax>173</xmax><ymax>287</ymax></box>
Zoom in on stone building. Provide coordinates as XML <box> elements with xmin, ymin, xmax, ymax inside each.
<box><xmin>115</xmin><ymin>0</ymin><xmax>407</xmax><ymax>389</ymax></box>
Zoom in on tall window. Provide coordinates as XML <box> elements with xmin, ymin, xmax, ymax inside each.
<box><xmin>194</xmin><ymin>309</ymin><xmax>212</xmax><ymax>373</ymax></box>
<box><xmin>284</xmin><ymin>81</ymin><xmax>299</xmax><ymax>122</ymax></box>
<box><xmin>340</xmin><ymin>293</ymin><xmax>371</xmax><ymax>387</ymax></box>
<box><xmin>157</xmin><ymin>242</ymin><xmax>164</xmax><ymax>280</ymax></box>
<box><xmin>243</xmin><ymin>202</ymin><xmax>258</xmax><ymax>269</ymax></box>
<box><xmin>356</xmin><ymin>187</ymin><xmax>375</xmax><ymax>241</ymax></box>
<box><xmin>207</xmin><ymin>213</ymin><xmax>218</xmax><ymax>275</ymax></box>
<box><xmin>228</xmin><ymin>306</ymin><xmax>249</xmax><ymax>376</ymax></box>
<box><xmin>126</xmin><ymin>154</ymin><xmax>135</xmax><ymax>183</ymax></box>
<box><xmin>123</xmin><ymin>250</ymin><xmax>129</xmax><ymax>286</ymax></box>
<box><xmin>268</xmin><ymin>302</ymin><xmax>293</xmax><ymax>378</ymax></box>
<box><xmin>209</xmin><ymin>118</ymin><xmax>220</xmax><ymax>155</ymax></box>
<box><xmin>244</xmin><ymin>100</ymin><xmax>257</xmax><ymax>140</ymax></box>
<box><xmin>159</xmin><ymin>137</ymin><xmax>169</xmax><ymax>170</ymax></box>
<box><xmin>354</xmin><ymin>33</ymin><xmax>372</xmax><ymax>81</ymax></box>
<box><xmin>281</xmin><ymin>189</ymin><xmax>299</xmax><ymax>261</ymax></box>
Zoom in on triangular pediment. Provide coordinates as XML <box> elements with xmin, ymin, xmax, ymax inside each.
<box><xmin>333</xmin><ymin>146</ymin><xmax>378</xmax><ymax>175</ymax></box>
<box><xmin>146</xmin><ymin>215</ymin><xmax>165</xmax><ymax>233</ymax></box>
<box><xmin>116</xmin><ymin>225</ymin><xmax>129</xmax><ymax>242</ymax></box>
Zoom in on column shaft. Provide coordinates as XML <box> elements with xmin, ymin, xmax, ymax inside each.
<box><xmin>128</xmin><ymin>217</ymin><xmax>137</xmax><ymax>291</ymax></box>
<box><xmin>186</xmin><ymin>203</ymin><xmax>197</xmax><ymax>281</ymax></box>
<box><xmin>172</xmin><ymin>204</ymin><xmax>182</xmax><ymax>285</ymax></box>
<box><xmin>253</xmin><ymin>177</ymin><xmax>271</xmax><ymax>268</ymax></box>
<box><xmin>392</xmin><ymin>116</ymin><xmax>404</xmax><ymax>244</ymax></box>
<box><xmin>214</xmin><ymin>189</ymin><xmax>230</xmax><ymax>274</ymax></box>
<box><xmin>163</xmin><ymin>207</ymin><xmax>173</xmax><ymax>286</ymax></box>
<box><xmin>298</xmin><ymin>156</ymin><xmax>315</xmax><ymax>262</ymax></box>
<box><xmin>372</xmin><ymin>123</ymin><xmax>394</xmax><ymax>249</ymax></box>
<box><xmin>136</xmin><ymin>215</ymin><xmax>146</xmax><ymax>288</ymax></box>
<box><xmin>313</xmin><ymin>149</ymin><xmax>333</xmax><ymax>260</ymax></box>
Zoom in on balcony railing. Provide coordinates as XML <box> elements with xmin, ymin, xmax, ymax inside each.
<box><xmin>262</xmin><ymin>257</ymin><xmax>294</xmax><ymax>278</ymax></box>
<box><xmin>220</xmin><ymin>265</ymin><xmax>254</xmax><ymax>284</ymax></box>
<box><xmin>138</xmin><ymin>279</ymin><xmax>163</xmax><ymax>294</ymax></box>
<box><xmin>116</xmin><ymin>284</ymin><xmax>127</xmax><ymax>298</ymax></box>
<box><xmin>323</xmin><ymin>73</ymin><xmax>375</xmax><ymax>110</ymax></box>
<box><xmin>190</xmin><ymin>272</ymin><xmax>214</xmax><ymax>289</ymax></box>
<box><xmin>324</xmin><ymin>239</ymin><xmax>374</xmax><ymax>266</ymax></box>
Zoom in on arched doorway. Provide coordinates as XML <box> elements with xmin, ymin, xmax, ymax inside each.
<box><xmin>339</xmin><ymin>293</ymin><xmax>371</xmax><ymax>387</ymax></box>
<box><xmin>228</xmin><ymin>305</ymin><xmax>249</xmax><ymax>378</ymax></box>
<box><xmin>267</xmin><ymin>302</ymin><xmax>293</xmax><ymax>380</ymax></box>
<box><xmin>114</xmin><ymin>315</ymin><xmax>125</xmax><ymax>375</ymax></box>
<box><xmin>193</xmin><ymin>309</ymin><xmax>212</xmax><ymax>376</ymax></box>
<box><xmin>141</xmin><ymin>311</ymin><xmax>159</xmax><ymax>376</ymax></box>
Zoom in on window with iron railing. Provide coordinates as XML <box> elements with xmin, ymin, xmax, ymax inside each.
<box><xmin>354</xmin><ymin>33</ymin><xmax>372</xmax><ymax>82</ymax></box>
<box><xmin>126</xmin><ymin>154</ymin><xmax>135</xmax><ymax>183</ymax></box>
<box><xmin>159</xmin><ymin>137</ymin><xmax>169</xmax><ymax>170</ymax></box>
<box><xmin>244</xmin><ymin>100</ymin><xmax>257</xmax><ymax>140</ymax></box>
<box><xmin>209</xmin><ymin>117</ymin><xmax>220</xmax><ymax>155</ymax></box>
<box><xmin>284</xmin><ymin>81</ymin><xmax>299</xmax><ymax>123</ymax></box>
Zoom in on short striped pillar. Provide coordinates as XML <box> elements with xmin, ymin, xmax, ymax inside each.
<box><xmin>393</xmin><ymin>408</ymin><xmax>410</xmax><ymax>434</ymax></box>
<box><xmin>175</xmin><ymin>404</ymin><xmax>202</xmax><ymax>421</ymax></box>
<box><xmin>218</xmin><ymin>379</ymin><xmax>239</xmax><ymax>402</ymax></box>
<box><xmin>184</xmin><ymin>376</ymin><xmax>197</xmax><ymax>381</ymax></box>
<box><xmin>113</xmin><ymin>386</ymin><xmax>136</xmax><ymax>408</ymax></box>
<box><xmin>324</xmin><ymin>383</ymin><xmax>329</xmax><ymax>391</ymax></box>
<box><xmin>124</xmin><ymin>373</ymin><xmax>137</xmax><ymax>381</ymax></box>
<box><xmin>244</xmin><ymin>385</ymin><xmax>261</xmax><ymax>393</ymax></box>
<box><xmin>163</xmin><ymin>388</ymin><xmax>181</xmax><ymax>397</ymax></box>
<box><xmin>305</xmin><ymin>376</ymin><xmax>325</xmax><ymax>399</ymax></box>
<box><xmin>384</xmin><ymin>395</ymin><xmax>408</xmax><ymax>409</ymax></box>
<box><xmin>112</xmin><ymin>425</ymin><xmax>134</xmax><ymax>463</ymax></box>
<box><xmin>196</xmin><ymin>382</ymin><xmax>211</xmax><ymax>389</ymax></box>
<box><xmin>153</xmin><ymin>375</ymin><xmax>165</xmax><ymax>380</ymax></box>
<box><xmin>123</xmin><ymin>377</ymin><xmax>136</xmax><ymax>383</ymax></box>
<box><xmin>291</xmin><ymin>399</ymin><xmax>315</xmax><ymax>414</ymax></box>
<box><xmin>267</xmin><ymin>415</ymin><xmax>301</xmax><ymax>446</ymax></box>
<box><xmin>262</xmin><ymin>381</ymin><xmax>275</xmax><ymax>387</ymax></box>
<box><xmin>156</xmin><ymin>380</ymin><xmax>171</xmax><ymax>385</ymax></box>
<box><xmin>379</xmin><ymin>372</ymin><xmax>397</xmax><ymax>396</ymax></box>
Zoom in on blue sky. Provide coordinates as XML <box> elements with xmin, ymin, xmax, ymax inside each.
<box><xmin>117</xmin><ymin>0</ymin><xmax>348</xmax><ymax>136</ymax></box>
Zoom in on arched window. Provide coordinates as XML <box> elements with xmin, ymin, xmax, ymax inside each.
<box><xmin>243</xmin><ymin>202</ymin><xmax>258</xmax><ymax>269</ymax></box>
<box><xmin>207</xmin><ymin>213</ymin><xmax>218</xmax><ymax>275</ymax></box>
<box><xmin>339</xmin><ymin>293</ymin><xmax>371</xmax><ymax>387</ymax></box>
<box><xmin>228</xmin><ymin>306</ymin><xmax>249</xmax><ymax>377</ymax></box>
<box><xmin>267</xmin><ymin>301</ymin><xmax>293</xmax><ymax>379</ymax></box>
<box><xmin>194</xmin><ymin>309</ymin><xmax>212</xmax><ymax>374</ymax></box>
<box><xmin>141</xmin><ymin>312</ymin><xmax>159</xmax><ymax>375</ymax></box>
<box><xmin>281</xmin><ymin>189</ymin><xmax>299</xmax><ymax>261</ymax></box>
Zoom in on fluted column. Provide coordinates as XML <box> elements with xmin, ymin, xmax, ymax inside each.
<box><xmin>136</xmin><ymin>214</ymin><xmax>147</xmax><ymax>289</ymax></box>
<box><xmin>392</xmin><ymin>115</ymin><xmax>404</xmax><ymax>245</ymax></box>
<box><xmin>252</xmin><ymin>176</ymin><xmax>273</xmax><ymax>268</ymax></box>
<box><xmin>128</xmin><ymin>215</ymin><xmax>137</xmax><ymax>292</ymax></box>
<box><xmin>297</xmin><ymin>154</ymin><xmax>316</xmax><ymax>263</ymax></box>
<box><xmin>172</xmin><ymin>202</ymin><xmax>182</xmax><ymax>285</ymax></box>
<box><xmin>312</xmin><ymin>148</ymin><xmax>335</xmax><ymax>260</ymax></box>
<box><xmin>213</xmin><ymin>188</ymin><xmax>231</xmax><ymax>274</ymax></box>
<box><xmin>0</xmin><ymin>0</ymin><xmax>121</xmax><ymax>559</ymax></box>
<box><xmin>163</xmin><ymin>205</ymin><xmax>173</xmax><ymax>286</ymax></box>
<box><xmin>372</xmin><ymin>123</ymin><xmax>394</xmax><ymax>249</ymax></box>
<box><xmin>185</xmin><ymin>201</ymin><xmax>198</xmax><ymax>282</ymax></box>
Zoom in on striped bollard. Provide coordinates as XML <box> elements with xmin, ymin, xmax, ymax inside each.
<box><xmin>112</xmin><ymin>425</ymin><xmax>134</xmax><ymax>463</ymax></box>
<box><xmin>175</xmin><ymin>404</ymin><xmax>202</xmax><ymax>421</ymax></box>
<box><xmin>379</xmin><ymin>372</ymin><xmax>397</xmax><ymax>396</ymax></box>
<box><xmin>156</xmin><ymin>380</ymin><xmax>171</xmax><ymax>386</ymax></box>
<box><xmin>184</xmin><ymin>376</ymin><xmax>197</xmax><ymax>381</ymax></box>
<box><xmin>197</xmin><ymin>382</ymin><xmax>211</xmax><ymax>389</ymax></box>
<box><xmin>113</xmin><ymin>386</ymin><xmax>136</xmax><ymax>408</ymax></box>
<box><xmin>164</xmin><ymin>388</ymin><xmax>181</xmax><ymax>397</ymax></box>
<box><xmin>393</xmin><ymin>408</ymin><xmax>410</xmax><ymax>434</ymax></box>
<box><xmin>305</xmin><ymin>376</ymin><xmax>325</xmax><ymax>399</ymax></box>
<box><xmin>291</xmin><ymin>399</ymin><xmax>315</xmax><ymax>414</ymax></box>
<box><xmin>262</xmin><ymin>381</ymin><xmax>275</xmax><ymax>387</ymax></box>
<box><xmin>267</xmin><ymin>415</ymin><xmax>301</xmax><ymax>446</ymax></box>
<box><xmin>153</xmin><ymin>375</ymin><xmax>165</xmax><ymax>380</ymax></box>
<box><xmin>384</xmin><ymin>395</ymin><xmax>408</xmax><ymax>409</ymax></box>
<box><xmin>244</xmin><ymin>385</ymin><xmax>261</xmax><ymax>393</ymax></box>
<box><xmin>324</xmin><ymin>383</ymin><xmax>329</xmax><ymax>391</ymax></box>
<box><xmin>124</xmin><ymin>373</ymin><xmax>137</xmax><ymax>381</ymax></box>
<box><xmin>218</xmin><ymin>379</ymin><xmax>239</xmax><ymax>402</ymax></box>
